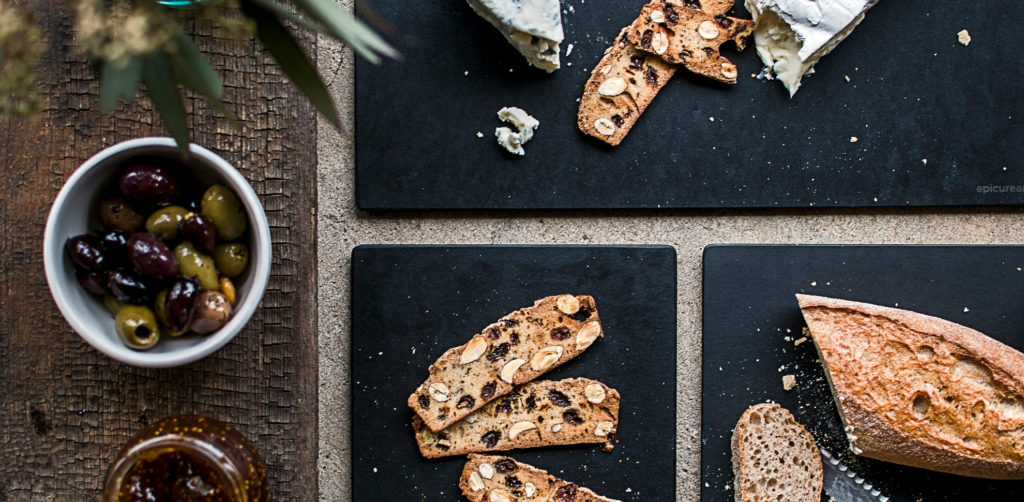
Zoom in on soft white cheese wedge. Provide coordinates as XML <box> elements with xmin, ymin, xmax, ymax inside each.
<box><xmin>746</xmin><ymin>0</ymin><xmax>880</xmax><ymax>96</ymax></box>
<box><xmin>465</xmin><ymin>0</ymin><xmax>564</xmax><ymax>72</ymax></box>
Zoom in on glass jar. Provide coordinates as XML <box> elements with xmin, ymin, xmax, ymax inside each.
<box><xmin>104</xmin><ymin>415</ymin><xmax>269</xmax><ymax>502</ymax></box>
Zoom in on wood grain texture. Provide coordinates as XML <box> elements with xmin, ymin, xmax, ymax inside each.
<box><xmin>0</xmin><ymin>4</ymin><xmax>318</xmax><ymax>500</ymax></box>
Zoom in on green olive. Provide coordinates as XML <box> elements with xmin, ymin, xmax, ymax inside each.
<box><xmin>103</xmin><ymin>295</ymin><xmax>126</xmax><ymax>316</ymax></box>
<box><xmin>115</xmin><ymin>305</ymin><xmax>160</xmax><ymax>350</ymax></box>
<box><xmin>212</xmin><ymin>243</ymin><xmax>249</xmax><ymax>278</ymax></box>
<box><xmin>99</xmin><ymin>197</ymin><xmax>144</xmax><ymax>232</ymax></box>
<box><xmin>173</xmin><ymin>241</ymin><xmax>220</xmax><ymax>291</ymax></box>
<box><xmin>145</xmin><ymin>205</ymin><xmax>189</xmax><ymax>240</ymax></box>
<box><xmin>153</xmin><ymin>289</ymin><xmax>170</xmax><ymax>329</ymax></box>
<box><xmin>200</xmin><ymin>185</ymin><xmax>247</xmax><ymax>241</ymax></box>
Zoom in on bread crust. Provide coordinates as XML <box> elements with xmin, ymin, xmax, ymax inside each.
<box><xmin>409</xmin><ymin>295</ymin><xmax>603</xmax><ymax>431</ymax></box>
<box><xmin>460</xmin><ymin>453</ymin><xmax>622</xmax><ymax>502</ymax></box>
<box><xmin>798</xmin><ymin>294</ymin><xmax>1024</xmax><ymax>479</ymax></box>
<box><xmin>413</xmin><ymin>378</ymin><xmax>620</xmax><ymax>458</ymax></box>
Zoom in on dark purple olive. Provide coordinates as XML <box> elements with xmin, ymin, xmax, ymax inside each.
<box><xmin>128</xmin><ymin>233</ymin><xmax>177</xmax><ymax>279</ymax></box>
<box><xmin>65</xmin><ymin>235</ymin><xmax>105</xmax><ymax>271</ymax></box>
<box><xmin>119</xmin><ymin>164</ymin><xmax>179</xmax><ymax>207</ymax></box>
<box><xmin>75</xmin><ymin>270</ymin><xmax>108</xmax><ymax>295</ymax></box>
<box><xmin>179</xmin><ymin>212</ymin><xmax>216</xmax><ymax>254</ymax></box>
<box><xmin>100</xmin><ymin>229</ymin><xmax>130</xmax><ymax>266</ymax></box>
<box><xmin>107</xmin><ymin>269</ymin><xmax>152</xmax><ymax>304</ymax></box>
<box><xmin>166</xmin><ymin>277</ymin><xmax>201</xmax><ymax>335</ymax></box>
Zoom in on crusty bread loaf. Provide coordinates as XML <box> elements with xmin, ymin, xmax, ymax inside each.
<box><xmin>460</xmin><ymin>454</ymin><xmax>622</xmax><ymax>502</ymax></box>
<box><xmin>798</xmin><ymin>294</ymin><xmax>1024</xmax><ymax>479</ymax></box>
<box><xmin>413</xmin><ymin>378</ymin><xmax>620</xmax><ymax>458</ymax></box>
<box><xmin>730</xmin><ymin>403</ymin><xmax>823</xmax><ymax>502</ymax></box>
<box><xmin>409</xmin><ymin>295</ymin><xmax>603</xmax><ymax>431</ymax></box>
<box><xmin>626</xmin><ymin>1</ymin><xmax>754</xmax><ymax>84</ymax></box>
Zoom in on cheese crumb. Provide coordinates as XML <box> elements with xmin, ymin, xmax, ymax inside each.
<box><xmin>957</xmin><ymin>29</ymin><xmax>971</xmax><ymax>46</ymax></box>
<box><xmin>782</xmin><ymin>374</ymin><xmax>797</xmax><ymax>391</ymax></box>
<box><xmin>566</xmin><ymin>43</ymin><xmax>574</xmax><ymax>57</ymax></box>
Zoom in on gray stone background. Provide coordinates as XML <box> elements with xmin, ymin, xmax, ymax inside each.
<box><xmin>314</xmin><ymin>20</ymin><xmax>1023</xmax><ymax>501</ymax></box>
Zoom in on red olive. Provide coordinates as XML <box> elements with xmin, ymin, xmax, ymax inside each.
<box><xmin>165</xmin><ymin>277</ymin><xmax>201</xmax><ymax>336</ymax></box>
<box><xmin>107</xmin><ymin>269</ymin><xmax>152</xmax><ymax>304</ymax></box>
<box><xmin>128</xmin><ymin>233</ymin><xmax>177</xmax><ymax>280</ymax></box>
<box><xmin>119</xmin><ymin>164</ymin><xmax>180</xmax><ymax>207</ymax></box>
<box><xmin>76</xmin><ymin>270</ymin><xmax>108</xmax><ymax>295</ymax></box>
<box><xmin>65</xmin><ymin>234</ymin><xmax>105</xmax><ymax>271</ymax></box>
<box><xmin>180</xmin><ymin>212</ymin><xmax>217</xmax><ymax>255</ymax></box>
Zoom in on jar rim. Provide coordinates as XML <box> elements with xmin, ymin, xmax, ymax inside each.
<box><xmin>103</xmin><ymin>434</ymin><xmax>248</xmax><ymax>502</ymax></box>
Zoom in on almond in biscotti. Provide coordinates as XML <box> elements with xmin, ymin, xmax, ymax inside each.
<box><xmin>627</xmin><ymin>1</ymin><xmax>754</xmax><ymax>85</ymax></box>
<box><xmin>408</xmin><ymin>295</ymin><xmax>604</xmax><ymax>432</ymax></box>
<box><xmin>460</xmin><ymin>454</ymin><xmax>624</xmax><ymax>502</ymax></box>
<box><xmin>798</xmin><ymin>294</ymin><xmax>1024</xmax><ymax>480</ymax></box>
<box><xmin>412</xmin><ymin>378</ymin><xmax>621</xmax><ymax>458</ymax></box>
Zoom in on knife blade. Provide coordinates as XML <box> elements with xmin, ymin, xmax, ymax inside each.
<box><xmin>820</xmin><ymin>447</ymin><xmax>890</xmax><ymax>502</ymax></box>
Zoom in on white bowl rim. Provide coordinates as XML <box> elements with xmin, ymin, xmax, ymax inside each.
<box><xmin>43</xmin><ymin>137</ymin><xmax>272</xmax><ymax>368</ymax></box>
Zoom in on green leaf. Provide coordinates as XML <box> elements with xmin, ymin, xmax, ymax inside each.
<box><xmin>291</xmin><ymin>0</ymin><xmax>399</xmax><ymax>64</ymax></box>
<box><xmin>247</xmin><ymin>0</ymin><xmax>331</xmax><ymax>34</ymax></box>
<box><xmin>169</xmin><ymin>28</ymin><xmax>222</xmax><ymax>99</ymax></box>
<box><xmin>143</xmin><ymin>53</ymin><xmax>190</xmax><ymax>157</ymax></box>
<box><xmin>167</xmin><ymin>28</ymin><xmax>237</xmax><ymax>125</ymax></box>
<box><xmin>242</xmin><ymin>2</ymin><xmax>341</xmax><ymax>128</ymax></box>
<box><xmin>100</xmin><ymin>58</ymin><xmax>142</xmax><ymax>111</ymax></box>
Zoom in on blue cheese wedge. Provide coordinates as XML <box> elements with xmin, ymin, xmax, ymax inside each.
<box><xmin>746</xmin><ymin>0</ymin><xmax>880</xmax><ymax>96</ymax></box>
<box><xmin>494</xmin><ymin>106</ymin><xmax>539</xmax><ymax>155</ymax></box>
<box><xmin>465</xmin><ymin>0</ymin><xmax>564</xmax><ymax>72</ymax></box>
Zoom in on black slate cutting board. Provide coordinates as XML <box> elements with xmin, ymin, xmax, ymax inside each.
<box><xmin>350</xmin><ymin>245</ymin><xmax>677</xmax><ymax>501</ymax></box>
<box><xmin>355</xmin><ymin>0</ymin><xmax>1024</xmax><ymax>210</ymax></box>
<box><xmin>701</xmin><ymin>245</ymin><xmax>1024</xmax><ymax>502</ymax></box>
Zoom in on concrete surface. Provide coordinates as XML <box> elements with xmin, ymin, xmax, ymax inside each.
<box><xmin>315</xmin><ymin>28</ymin><xmax>1024</xmax><ymax>502</ymax></box>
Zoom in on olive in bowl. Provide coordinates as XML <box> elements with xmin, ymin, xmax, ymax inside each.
<box><xmin>44</xmin><ymin>138</ymin><xmax>271</xmax><ymax>368</ymax></box>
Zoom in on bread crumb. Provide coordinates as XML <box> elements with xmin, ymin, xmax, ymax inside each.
<box><xmin>850</xmin><ymin>136</ymin><xmax>858</xmax><ymax>143</ymax></box>
<box><xmin>566</xmin><ymin>43</ymin><xmax>575</xmax><ymax>57</ymax></box>
<box><xmin>476</xmin><ymin>132</ymin><xmax>484</xmax><ymax>138</ymax></box>
<box><xmin>794</xmin><ymin>337</ymin><xmax>808</xmax><ymax>346</ymax></box>
<box><xmin>782</xmin><ymin>374</ymin><xmax>797</xmax><ymax>391</ymax></box>
<box><xmin>957</xmin><ymin>29</ymin><xmax>971</xmax><ymax>46</ymax></box>
<box><xmin>810</xmin><ymin>281</ymin><xmax>817</xmax><ymax>286</ymax></box>
<box><xmin>964</xmin><ymin>307</ymin><xmax>970</xmax><ymax>312</ymax></box>
<box><xmin>844</xmin><ymin>75</ymin><xmax>850</xmax><ymax>83</ymax></box>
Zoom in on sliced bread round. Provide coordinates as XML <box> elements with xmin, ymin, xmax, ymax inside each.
<box><xmin>730</xmin><ymin>403</ymin><xmax>822</xmax><ymax>502</ymax></box>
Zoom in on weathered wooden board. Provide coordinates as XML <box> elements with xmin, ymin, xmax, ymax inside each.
<box><xmin>0</xmin><ymin>5</ymin><xmax>318</xmax><ymax>500</ymax></box>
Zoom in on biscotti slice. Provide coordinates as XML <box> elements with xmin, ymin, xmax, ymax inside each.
<box><xmin>577</xmin><ymin>0</ymin><xmax>744</xmax><ymax>146</ymax></box>
<box><xmin>731</xmin><ymin>403</ymin><xmax>823</xmax><ymax>502</ymax></box>
<box><xmin>409</xmin><ymin>295</ymin><xmax>603</xmax><ymax>432</ymax></box>
<box><xmin>577</xmin><ymin>26</ymin><xmax>678</xmax><ymax>146</ymax></box>
<box><xmin>413</xmin><ymin>378</ymin><xmax>620</xmax><ymax>458</ymax></box>
<box><xmin>798</xmin><ymin>294</ymin><xmax>1024</xmax><ymax>479</ymax></box>
<box><xmin>627</xmin><ymin>1</ymin><xmax>754</xmax><ymax>84</ymax></box>
<box><xmin>461</xmin><ymin>454</ymin><xmax>623</xmax><ymax>502</ymax></box>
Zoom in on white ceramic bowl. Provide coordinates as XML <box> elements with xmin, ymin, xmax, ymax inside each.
<box><xmin>44</xmin><ymin>138</ymin><xmax>272</xmax><ymax>367</ymax></box>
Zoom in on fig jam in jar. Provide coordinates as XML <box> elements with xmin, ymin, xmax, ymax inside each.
<box><xmin>104</xmin><ymin>415</ymin><xmax>269</xmax><ymax>502</ymax></box>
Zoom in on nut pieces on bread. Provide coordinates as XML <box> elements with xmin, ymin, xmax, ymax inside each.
<box><xmin>577</xmin><ymin>0</ymin><xmax>753</xmax><ymax>146</ymax></box>
<box><xmin>460</xmin><ymin>454</ymin><xmax>623</xmax><ymax>502</ymax></box>
<box><xmin>408</xmin><ymin>295</ymin><xmax>603</xmax><ymax>432</ymax></box>
<box><xmin>412</xmin><ymin>378</ymin><xmax>620</xmax><ymax>458</ymax></box>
